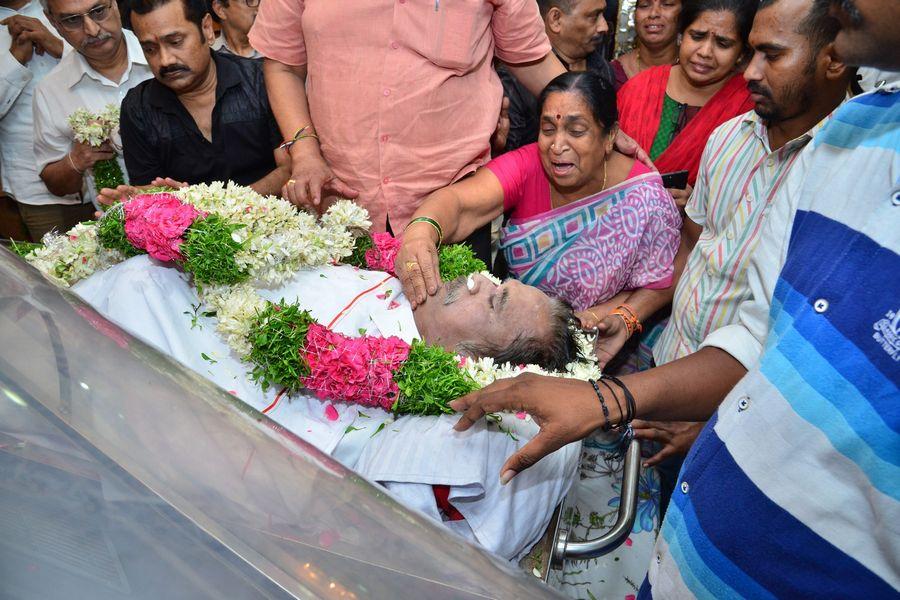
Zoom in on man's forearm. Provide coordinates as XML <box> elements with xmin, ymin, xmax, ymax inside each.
<box><xmin>620</xmin><ymin>346</ymin><xmax>747</xmax><ymax>422</ymax></box>
<box><xmin>504</xmin><ymin>53</ymin><xmax>566</xmax><ymax>97</ymax></box>
<box><xmin>41</xmin><ymin>157</ymin><xmax>83</xmax><ymax>197</ymax></box>
<box><xmin>250</xmin><ymin>164</ymin><xmax>290</xmax><ymax>196</ymax></box>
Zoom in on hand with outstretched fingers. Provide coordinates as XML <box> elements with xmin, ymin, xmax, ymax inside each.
<box><xmin>450</xmin><ymin>373</ymin><xmax>609</xmax><ymax>484</ymax></box>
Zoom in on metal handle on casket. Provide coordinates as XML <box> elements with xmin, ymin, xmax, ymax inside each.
<box><xmin>552</xmin><ymin>437</ymin><xmax>641</xmax><ymax>566</ymax></box>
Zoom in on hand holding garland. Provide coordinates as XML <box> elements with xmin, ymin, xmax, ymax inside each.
<box><xmin>67</xmin><ymin>105</ymin><xmax>126</xmax><ymax>194</ymax></box>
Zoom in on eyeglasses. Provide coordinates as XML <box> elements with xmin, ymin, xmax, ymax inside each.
<box><xmin>56</xmin><ymin>2</ymin><xmax>113</xmax><ymax>31</ymax></box>
<box><xmin>243</xmin><ymin>0</ymin><xmax>260</xmax><ymax>7</ymax></box>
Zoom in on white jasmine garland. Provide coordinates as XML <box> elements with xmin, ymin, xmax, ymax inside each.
<box><xmin>68</xmin><ymin>104</ymin><xmax>120</xmax><ymax>148</ymax></box>
<box><xmin>200</xmin><ymin>284</ymin><xmax>268</xmax><ymax>355</ymax></box>
<box><xmin>26</xmin><ymin>223</ymin><xmax>124</xmax><ymax>287</ymax></box>
<box><xmin>20</xmin><ymin>182</ymin><xmax>603</xmax><ymax>394</ymax></box>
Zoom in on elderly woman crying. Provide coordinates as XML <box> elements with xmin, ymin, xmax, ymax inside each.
<box><xmin>397</xmin><ymin>71</ymin><xmax>683</xmax><ymax>370</ymax></box>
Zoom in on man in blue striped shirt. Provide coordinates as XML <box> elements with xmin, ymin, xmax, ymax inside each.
<box><xmin>450</xmin><ymin>0</ymin><xmax>899</xmax><ymax>595</ymax></box>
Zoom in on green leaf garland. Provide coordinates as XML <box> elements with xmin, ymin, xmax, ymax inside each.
<box><xmin>181</xmin><ymin>215</ymin><xmax>247</xmax><ymax>285</ymax></box>
<box><xmin>92</xmin><ymin>158</ymin><xmax>125</xmax><ymax>194</ymax></box>
<box><xmin>246</xmin><ymin>300</ymin><xmax>316</xmax><ymax>393</ymax></box>
<box><xmin>438</xmin><ymin>243</ymin><xmax>487</xmax><ymax>282</ymax></box>
<box><xmin>391</xmin><ymin>340</ymin><xmax>480</xmax><ymax>416</ymax></box>
<box><xmin>97</xmin><ymin>205</ymin><xmax>145</xmax><ymax>258</ymax></box>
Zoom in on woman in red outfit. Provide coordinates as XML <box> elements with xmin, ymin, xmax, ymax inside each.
<box><xmin>617</xmin><ymin>0</ymin><xmax>756</xmax><ymax>209</ymax></box>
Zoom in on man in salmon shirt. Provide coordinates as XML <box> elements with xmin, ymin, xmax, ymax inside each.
<box><xmin>248</xmin><ymin>0</ymin><xmax>647</xmax><ymax>266</ymax></box>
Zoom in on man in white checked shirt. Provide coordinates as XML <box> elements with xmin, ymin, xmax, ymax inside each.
<box><xmin>588</xmin><ymin>0</ymin><xmax>854</xmax><ymax>510</ymax></box>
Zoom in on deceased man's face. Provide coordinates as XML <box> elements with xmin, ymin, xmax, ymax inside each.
<box><xmin>413</xmin><ymin>274</ymin><xmax>553</xmax><ymax>355</ymax></box>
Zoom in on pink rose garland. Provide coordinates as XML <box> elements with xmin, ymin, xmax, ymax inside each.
<box><xmin>301</xmin><ymin>323</ymin><xmax>411</xmax><ymax>411</ymax></box>
<box><xmin>124</xmin><ymin>193</ymin><xmax>203</xmax><ymax>262</ymax></box>
<box><xmin>364</xmin><ymin>231</ymin><xmax>402</xmax><ymax>275</ymax></box>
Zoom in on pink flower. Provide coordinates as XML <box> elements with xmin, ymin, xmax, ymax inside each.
<box><xmin>301</xmin><ymin>323</ymin><xmax>410</xmax><ymax>411</ymax></box>
<box><xmin>364</xmin><ymin>232</ymin><xmax>402</xmax><ymax>275</ymax></box>
<box><xmin>123</xmin><ymin>193</ymin><xmax>203</xmax><ymax>262</ymax></box>
<box><xmin>387</xmin><ymin>300</ymin><xmax>400</xmax><ymax>310</ymax></box>
<box><xmin>515</xmin><ymin>411</ymin><xmax>527</xmax><ymax>420</ymax></box>
<box><xmin>324</xmin><ymin>404</ymin><xmax>339</xmax><ymax>421</ymax></box>
<box><xmin>626</xmin><ymin>595</ymin><xmax>636</xmax><ymax>600</ymax></box>
<box><xmin>625</xmin><ymin>537</ymin><xmax>633</xmax><ymax>547</ymax></box>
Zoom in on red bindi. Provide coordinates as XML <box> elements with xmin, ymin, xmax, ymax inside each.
<box><xmin>555</xmin><ymin>114</ymin><xmax>561</xmax><ymax>121</ymax></box>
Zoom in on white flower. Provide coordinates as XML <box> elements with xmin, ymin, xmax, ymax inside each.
<box><xmin>26</xmin><ymin>222</ymin><xmax>124</xmax><ymax>286</ymax></box>
<box><xmin>68</xmin><ymin>104</ymin><xmax>119</xmax><ymax>148</ymax></box>
<box><xmin>478</xmin><ymin>270</ymin><xmax>503</xmax><ymax>286</ymax></box>
<box><xmin>200</xmin><ymin>284</ymin><xmax>267</xmax><ymax>355</ymax></box>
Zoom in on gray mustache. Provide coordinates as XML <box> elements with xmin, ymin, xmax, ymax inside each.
<box><xmin>80</xmin><ymin>31</ymin><xmax>112</xmax><ymax>49</ymax></box>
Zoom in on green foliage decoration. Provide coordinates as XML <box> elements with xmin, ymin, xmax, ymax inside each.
<box><xmin>181</xmin><ymin>215</ymin><xmax>247</xmax><ymax>285</ymax></box>
<box><xmin>92</xmin><ymin>158</ymin><xmax>125</xmax><ymax>194</ymax></box>
<box><xmin>97</xmin><ymin>205</ymin><xmax>144</xmax><ymax>258</ymax></box>
<box><xmin>392</xmin><ymin>340</ymin><xmax>480</xmax><ymax>416</ymax></box>
<box><xmin>438</xmin><ymin>243</ymin><xmax>487</xmax><ymax>282</ymax></box>
<box><xmin>246</xmin><ymin>300</ymin><xmax>316</xmax><ymax>392</ymax></box>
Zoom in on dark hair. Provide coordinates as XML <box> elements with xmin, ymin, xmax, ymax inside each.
<box><xmin>678</xmin><ymin>0</ymin><xmax>757</xmax><ymax>47</ymax></box>
<box><xmin>458</xmin><ymin>297</ymin><xmax>582</xmax><ymax>372</ymax></box>
<box><xmin>130</xmin><ymin>0</ymin><xmax>207</xmax><ymax>32</ymax></box>
<box><xmin>207</xmin><ymin>0</ymin><xmax>226</xmax><ymax>23</ymax></box>
<box><xmin>537</xmin><ymin>71</ymin><xmax>618</xmax><ymax>132</ymax></box>
<box><xmin>759</xmin><ymin>0</ymin><xmax>841</xmax><ymax>64</ymax></box>
<box><xmin>536</xmin><ymin>0</ymin><xmax>576</xmax><ymax>17</ymax></box>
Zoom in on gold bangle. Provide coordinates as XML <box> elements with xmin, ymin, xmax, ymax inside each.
<box><xmin>405</xmin><ymin>216</ymin><xmax>443</xmax><ymax>247</ymax></box>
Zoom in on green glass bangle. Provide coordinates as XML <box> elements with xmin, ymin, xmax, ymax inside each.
<box><xmin>406</xmin><ymin>216</ymin><xmax>443</xmax><ymax>247</ymax></box>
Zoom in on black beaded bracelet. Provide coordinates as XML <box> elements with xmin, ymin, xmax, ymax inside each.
<box><xmin>588</xmin><ymin>379</ymin><xmax>611</xmax><ymax>431</ymax></box>
<box><xmin>598</xmin><ymin>377</ymin><xmax>623</xmax><ymax>429</ymax></box>
<box><xmin>601</xmin><ymin>374</ymin><xmax>636</xmax><ymax>426</ymax></box>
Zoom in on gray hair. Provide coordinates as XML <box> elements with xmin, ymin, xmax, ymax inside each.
<box><xmin>457</xmin><ymin>296</ymin><xmax>581</xmax><ymax>371</ymax></box>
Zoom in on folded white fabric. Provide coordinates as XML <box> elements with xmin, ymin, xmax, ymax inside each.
<box><xmin>356</xmin><ymin>414</ymin><xmax>580</xmax><ymax>562</ymax></box>
<box><xmin>71</xmin><ymin>255</ymin><xmax>580</xmax><ymax>561</ymax></box>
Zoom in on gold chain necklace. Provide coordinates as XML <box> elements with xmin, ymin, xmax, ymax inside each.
<box><xmin>550</xmin><ymin>158</ymin><xmax>608</xmax><ymax>209</ymax></box>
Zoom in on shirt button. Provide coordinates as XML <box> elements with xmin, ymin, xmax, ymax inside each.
<box><xmin>892</xmin><ymin>191</ymin><xmax>900</xmax><ymax>206</ymax></box>
<box><xmin>766</xmin><ymin>159</ymin><xmax>775</xmax><ymax>167</ymax></box>
<box><xmin>382</xmin><ymin>177</ymin><xmax>390</xmax><ymax>184</ymax></box>
<box><xmin>383</xmin><ymin>89</ymin><xmax>391</xmax><ymax>97</ymax></box>
<box><xmin>390</xmin><ymin>41</ymin><xmax>399</xmax><ymax>50</ymax></box>
<box><xmin>814</xmin><ymin>298</ymin><xmax>829</xmax><ymax>313</ymax></box>
<box><xmin>726</xmin><ymin>230</ymin><xmax>734</xmax><ymax>240</ymax></box>
<box><xmin>738</xmin><ymin>396</ymin><xmax>750</xmax><ymax>411</ymax></box>
<box><xmin>380</xmin><ymin>134</ymin><xmax>390</xmax><ymax>142</ymax></box>
<box><xmin>656</xmin><ymin>554</ymin><xmax>661</xmax><ymax>564</ymax></box>
<box><xmin>681</xmin><ymin>481</ymin><xmax>690</xmax><ymax>494</ymax></box>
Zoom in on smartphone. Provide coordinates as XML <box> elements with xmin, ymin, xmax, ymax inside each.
<box><xmin>660</xmin><ymin>170</ymin><xmax>689</xmax><ymax>190</ymax></box>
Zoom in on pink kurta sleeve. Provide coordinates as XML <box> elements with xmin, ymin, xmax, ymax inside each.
<box><xmin>490</xmin><ymin>0</ymin><xmax>552</xmax><ymax>64</ymax></box>
<box><xmin>248</xmin><ymin>0</ymin><xmax>307</xmax><ymax>66</ymax></box>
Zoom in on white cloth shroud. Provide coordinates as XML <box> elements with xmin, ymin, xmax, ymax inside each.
<box><xmin>72</xmin><ymin>255</ymin><xmax>580</xmax><ymax>560</ymax></box>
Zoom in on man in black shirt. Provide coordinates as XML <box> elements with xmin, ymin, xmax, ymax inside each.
<box><xmin>101</xmin><ymin>0</ymin><xmax>288</xmax><ymax>204</ymax></box>
<box><xmin>498</xmin><ymin>0</ymin><xmax>615</xmax><ymax>153</ymax></box>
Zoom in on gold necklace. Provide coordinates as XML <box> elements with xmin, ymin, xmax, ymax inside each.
<box><xmin>551</xmin><ymin>157</ymin><xmax>609</xmax><ymax>209</ymax></box>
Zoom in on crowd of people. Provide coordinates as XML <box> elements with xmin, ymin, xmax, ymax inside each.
<box><xmin>1</xmin><ymin>0</ymin><xmax>896</xmax><ymax>597</ymax></box>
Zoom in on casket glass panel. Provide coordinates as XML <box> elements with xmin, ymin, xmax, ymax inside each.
<box><xmin>0</xmin><ymin>249</ymin><xmax>562</xmax><ymax>600</ymax></box>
